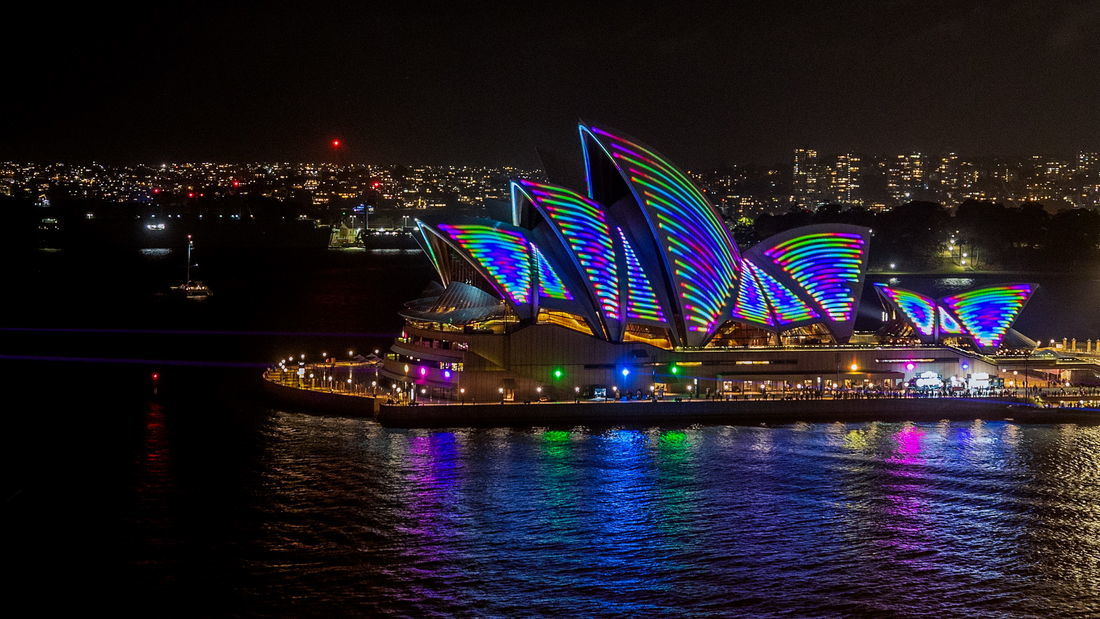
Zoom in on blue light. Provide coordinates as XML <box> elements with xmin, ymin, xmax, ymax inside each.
<box><xmin>621</xmin><ymin>368</ymin><xmax>630</xmax><ymax>377</ymax></box>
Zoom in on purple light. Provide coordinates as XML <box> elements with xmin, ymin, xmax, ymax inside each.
<box><xmin>905</xmin><ymin>362</ymin><xmax>915</xmax><ymax>371</ymax></box>
<box><xmin>443</xmin><ymin>370</ymin><xmax>452</xmax><ymax>379</ymax></box>
<box><xmin>419</xmin><ymin>366</ymin><xmax>427</xmax><ymax>376</ymax></box>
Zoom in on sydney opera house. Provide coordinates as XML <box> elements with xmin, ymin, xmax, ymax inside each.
<box><xmin>381</xmin><ymin>125</ymin><xmax>1036</xmax><ymax>402</ymax></box>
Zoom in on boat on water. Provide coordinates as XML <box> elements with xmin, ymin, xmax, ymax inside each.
<box><xmin>169</xmin><ymin>234</ymin><xmax>213</xmax><ymax>300</ymax></box>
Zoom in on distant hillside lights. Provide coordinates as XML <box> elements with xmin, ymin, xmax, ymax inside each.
<box><xmin>788</xmin><ymin>148</ymin><xmax>1100</xmax><ymax>209</ymax></box>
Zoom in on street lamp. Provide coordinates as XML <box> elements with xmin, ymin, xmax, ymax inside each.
<box><xmin>459</xmin><ymin>387</ymin><xmax>466</xmax><ymax>404</ymax></box>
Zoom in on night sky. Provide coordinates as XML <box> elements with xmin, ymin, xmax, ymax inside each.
<box><xmin>4</xmin><ymin>0</ymin><xmax>1100</xmax><ymax>166</ymax></box>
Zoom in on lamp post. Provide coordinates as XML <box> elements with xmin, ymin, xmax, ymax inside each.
<box><xmin>574</xmin><ymin>385</ymin><xmax>580</xmax><ymax>403</ymax></box>
<box><xmin>1024</xmin><ymin>348</ymin><xmax>1031</xmax><ymax>399</ymax></box>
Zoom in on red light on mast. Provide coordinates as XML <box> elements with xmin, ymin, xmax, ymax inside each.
<box><xmin>331</xmin><ymin>138</ymin><xmax>342</xmax><ymax>149</ymax></box>
<box><xmin>232</xmin><ymin>180</ymin><xmax>240</xmax><ymax>188</ymax></box>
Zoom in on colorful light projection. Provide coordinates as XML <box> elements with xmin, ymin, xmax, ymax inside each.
<box><xmin>531</xmin><ymin>244</ymin><xmax>573</xmax><ymax>301</ymax></box>
<box><xmin>937</xmin><ymin>306</ymin><xmax>964</xmax><ymax>334</ymax></box>
<box><xmin>762</xmin><ymin>232</ymin><xmax>866</xmax><ymax>324</ymax></box>
<box><xmin>744</xmin><ymin>259</ymin><xmax>819</xmax><ymax>326</ymax></box>
<box><xmin>730</xmin><ymin>260</ymin><xmax>774</xmax><ymax>328</ymax></box>
<box><xmin>617</xmin><ymin>227</ymin><xmax>666</xmax><ymax>323</ymax></box>
<box><xmin>585</xmin><ymin>126</ymin><xmax>740</xmax><ymax>339</ymax></box>
<box><xmin>876</xmin><ymin>284</ymin><xmax>936</xmax><ymax>336</ymax></box>
<box><xmin>437</xmin><ymin>224</ymin><xmax>532</xmax><ymax>305</ymax></box>
<box><xmin>516</xmin><ymin>181</ymin><xmax>617</xmax><ymax>318</ymax></box>
<box><xmin>941</xmin><ymin>284</ymin><xmax>1036</xmax><ymax>349</ymax></box>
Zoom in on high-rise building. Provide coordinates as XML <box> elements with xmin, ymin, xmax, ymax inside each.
<box><xmin>792</xmin><ymin>148</ymin><xmax>823</xmax><ymax>207</ymax></box>
<box><xmin>934</xmin><ymin>153</ymin><xmax>960</xmax><ymax>201</ymax></box>
<box><xmin>828</xmin><ymin>153</ymin><xmax>861</xmax><ymax>204</ymax></box>
<box><xmin>886</xmin><ymin>153</ymin><xmax>925</xmax><ymax>204</ymax></box>
<box><xmin>1077</xmin><ymin>151</ymin><xmax>1100</xmax><ymax>175</ymax></box>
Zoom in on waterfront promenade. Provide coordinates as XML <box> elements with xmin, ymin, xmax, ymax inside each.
<box><xmin>261</xmin><ymin>366</ymin><xmax>1100</xmax><ymax>428</ymax></box>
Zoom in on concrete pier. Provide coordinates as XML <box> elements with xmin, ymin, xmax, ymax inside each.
<box><xmin>262</xmin><ymin>369</ymin><xmax>1100</xmax><ymax>427</ymax></box>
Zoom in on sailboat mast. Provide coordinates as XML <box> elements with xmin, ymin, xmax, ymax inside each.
<box><xmin>186</xmin><ymin>234</ymin><xmax>192</xmax><ymax>283</ymax></box>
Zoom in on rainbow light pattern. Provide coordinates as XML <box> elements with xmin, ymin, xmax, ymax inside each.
<box><xmin>745</xmin><ymin>259</ymin><xmax>819</xmax><ymax>326</ymax></box>
<box><xmin>938</xmin><ymin>306</ymin><xmax>964</xmax><ymax>334</ymax></box>
<box><xmin>532</xmin><ymin>244</ymin><xmax>572</xmax><ymax>300</ymax></box>
<box><xmin>876</xmin><ymin>285</ymin><xmax>936</xmax><ymax>336</ymax></box>
<box><xmin>731</xmin><ymin>262</ymin><xmax>774</xmax><ymax>327</ymax></box>
<box><xmin>762</xmin><ymin>232</ymin><xmax>865</xmax><ymax>324</ymax></box>
<box><xmin>437</xmin><ymin>224</ymin><xmax>532</xmax><ymax>305</ymax></box>
<box><xmin>518</xmin><ymin>181</ymin><xmax>617</xmax><ymax>319</ymax></box>
<box><xmin>618</xmin><ymin>227</ymin><xmax>666</xmax><ymax>323</ymax></box>
<box><xmin>941</xmin><ymin>284</ymin><xmax>1035</xmax><ymax>348</ymax></box>
<box><xmin>589</xmin><ymin>126</ymin><xmax>740</xmax><ymax>336</ymax></box>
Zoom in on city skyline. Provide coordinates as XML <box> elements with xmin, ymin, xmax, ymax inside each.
<box><xmin>7</xmin><ymin>144</ymin><xmax>1100</xmax><ymax>212</ymax></box>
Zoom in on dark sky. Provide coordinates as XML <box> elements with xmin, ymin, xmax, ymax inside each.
<box><xmin>4</xmin><ymin>0</ymin><xmax>1100</xmax><ymax>167</ymax></box>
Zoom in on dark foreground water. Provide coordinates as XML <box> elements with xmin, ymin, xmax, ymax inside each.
<box><xmin>4</xmin><ymin>248</ymin><xmax>1100</xmax><ymax>615</ymax></box>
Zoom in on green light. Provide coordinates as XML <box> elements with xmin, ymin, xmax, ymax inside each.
<box><xmin>553</xmin><ymin>368</ymin><xmax>564</xmax><ymax>379</ymax></box>
<box><xmin>670</xmin><ymin>363</ymin><xmax>680</xmax><ymax>375</ymax></box>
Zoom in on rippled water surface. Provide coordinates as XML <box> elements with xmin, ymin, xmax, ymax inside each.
<box><xmin>127</xmin><ymin>411</ymin><xmax>1100</xmax><ymax>615</ymax></box>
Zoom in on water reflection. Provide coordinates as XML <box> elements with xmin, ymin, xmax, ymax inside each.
<box><xmin>214</xmin><ymin>415</ymin><xmax>1100</xmax><ymax>614</ymax></box>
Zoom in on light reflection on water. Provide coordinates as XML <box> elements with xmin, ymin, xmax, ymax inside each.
<box><xmin>137</xmin><ymin>413</ymin><xmax>1100</xmax><ymax>615</ymax></box>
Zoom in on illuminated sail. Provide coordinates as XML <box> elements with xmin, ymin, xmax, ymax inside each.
<box><xmin>941</xmin><ymin>284</ymin><xmax>1036</xmax><ymax>349</ymax></box>
<box><xmin>437</xmin><ymin>224</ymin><xmax>532</xmax><ymax>306</ymax></box>
<box><xmin>618</xmin><ymin>227</ymin><xmax>666</xmax><ymax>323</ymax></box>
<box><xmin>745</xmin><ymin>259</ymin><xmax>820</xmax><ymax>327</ymax></box>
<box><xmin>875</xmin><ymin>284</ymin><xmax>936</xmax><ymax>336</ymax></box>
<box><xmin>730</xmin><ymin>260</ymin><xmax>774</xmax><ymax>328</ymax></box>
<box><xmin>516</xmin><ymin>181</ymin><xmax>617</xmax><ymax>319</ymax></box>
<box><xmin>532</xmin><ymin>244</ymin><xmax>572</xmax><ymax>301</ymax></box>
<box><xmin>582</xmin><ymin>125</ymin><xmax>740</xmax><ymax>343</ymax></box>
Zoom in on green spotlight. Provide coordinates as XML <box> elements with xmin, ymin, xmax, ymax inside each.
<box><xmin>670</xmin><ymin>363</ymin><xmax>680</xmax><ymax>375</ymax></box>
<box><xmin>553</xmin><ymin>368</ymin><xmax>564</xmax><ymax>379</ymax></box>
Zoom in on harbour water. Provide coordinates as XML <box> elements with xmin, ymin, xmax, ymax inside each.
<box><xmin>4</xmin><ymin>248</ymin><xmax>1100</xmax><ymax>614</ymax></box>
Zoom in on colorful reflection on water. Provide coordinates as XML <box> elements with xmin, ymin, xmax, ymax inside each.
<box><xmin>139</xmin><ymin>416</ymin><xmax>1100</xmax><ymax>615</ymax></box>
